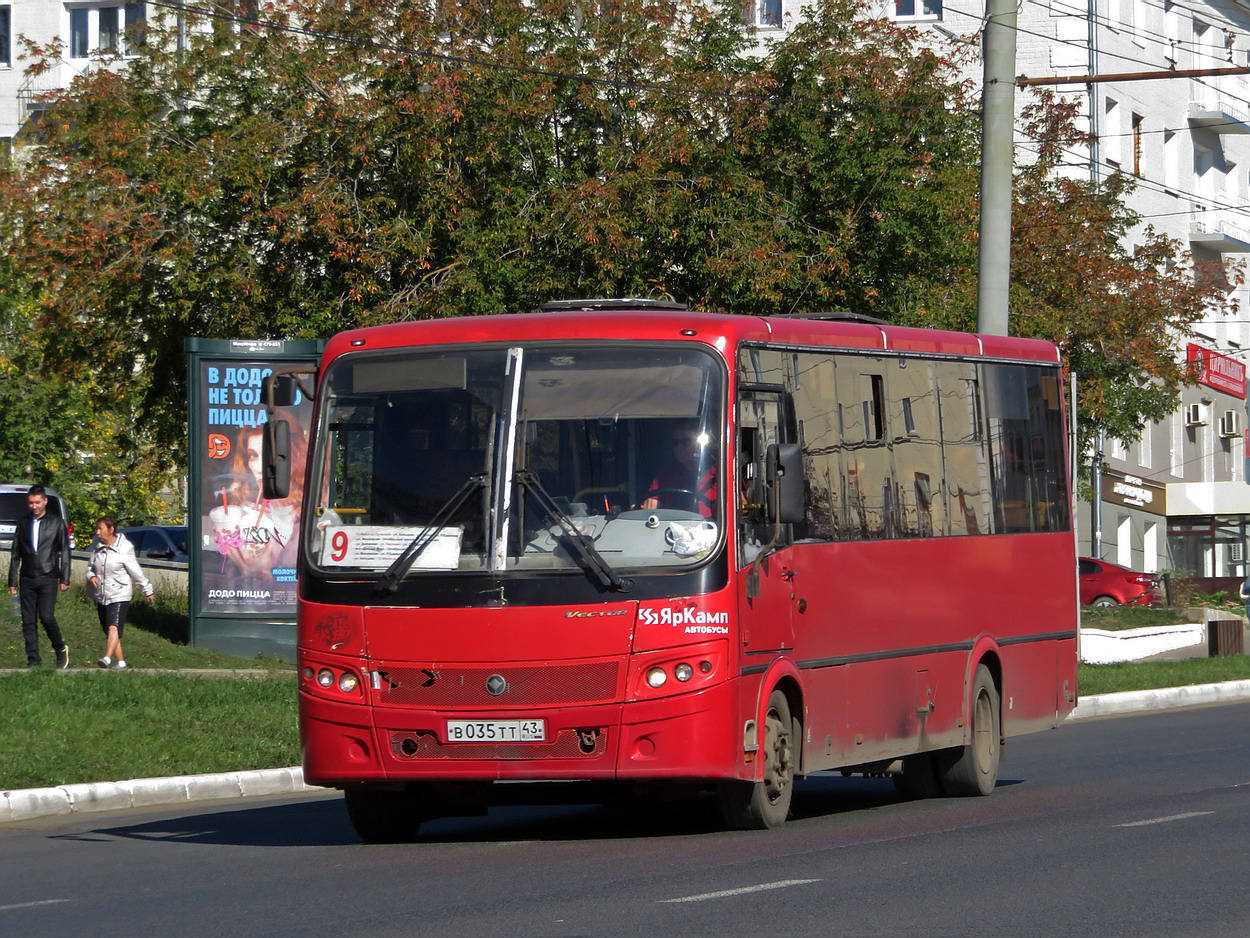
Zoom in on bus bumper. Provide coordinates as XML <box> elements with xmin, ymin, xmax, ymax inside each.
<box><xmin>300</xmin><ymin>679</ymin><xmax>745</xmax><ymax>787</ymax></box>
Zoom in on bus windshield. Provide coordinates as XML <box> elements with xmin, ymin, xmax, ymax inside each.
<box><xmin>306</xmin><ymin>344</ymin><xmax>724</xmax><ymax>578</ymax></box>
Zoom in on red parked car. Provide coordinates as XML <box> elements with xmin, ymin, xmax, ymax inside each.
<box><xmin>1078</xmin><ymin>557</ymin><xmax>1164</xmax><ymax>607</ymax></box>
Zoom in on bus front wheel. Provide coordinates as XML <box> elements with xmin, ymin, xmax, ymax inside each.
<box><xmin>344</xmin><ymin>787</ymin><xmax>424</xmax><ymax>843</ymax></box>
<box><xmin>718</xmin><ymin>690</ymin><xmax>795</xmax><ymax>830</ymax></box>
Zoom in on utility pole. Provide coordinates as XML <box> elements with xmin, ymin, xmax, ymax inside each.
<box><xmin>976</xmin><ymin>0</ymin><xmax>1017</xmax><ymax>337</ymax></box>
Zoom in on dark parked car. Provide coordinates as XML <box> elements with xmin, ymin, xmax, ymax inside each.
<box><xmin>1079</xmin><ymin>557</ymin><xmax>1163</xmax><ymax>607</ymax></box>
<box><xmin>121</xmin><ymin>526</ymin><xmax>189</xmax><ymax>563</ymax></box>
<box><xmin>0</xmin><ymin>483</ymin><xmax>74</xmax><ymax>549</ymax></box>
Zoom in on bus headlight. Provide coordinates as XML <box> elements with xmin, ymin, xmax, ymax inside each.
<box><xmin>317</xmin><ymin>668</ymin><xmax>335</xmax><ymax>688</ymax></box>
<box><xmin>338</xmin><ymin>672</ymin><xmax>360</xmax><ymax>693</ymax></box>
<box><xmin>674</xmin><ymin>663</ymin><xmax>694</xmax><ymax>682</ymax></box>
<box><xmin>646</xmin><ymin>667</ymin><xmax>668</xmax><ymax>688</ymax></box>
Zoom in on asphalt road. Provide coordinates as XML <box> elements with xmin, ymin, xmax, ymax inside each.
<box><xmin>2</xmin><ymin>701</ymin><xmax>1248</xmax><ymax>938</ymax></box>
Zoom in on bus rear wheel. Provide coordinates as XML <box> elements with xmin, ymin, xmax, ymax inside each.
<box><xmin>344</xmin><ymin>786</ymin><xmax>425</xmax><ymax>843</ymax></box>
<box><xmin>938</xmin><ymin>664</ymin><xmax>1001</xmax><ymax>797</ymax></box>
<box><xmin>718</xmin><ymin>690</ymin><xmax>795</xmax><ymax>830</ymax></box>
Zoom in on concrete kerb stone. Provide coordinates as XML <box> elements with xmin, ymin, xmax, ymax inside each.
<box><xmin>1069</xmin><ymin>679</ymin><xmax>1250</xmax><ymax>719</ymax></box>
<box><xmin>2</xmin><ymin>767</ymin><xmax>316</xmax><ymax>824</ymax></box>
<box><xmin>7</xmin><ymin>682</ymin><xmax>1250</xmax><ymax>825</ymax></box>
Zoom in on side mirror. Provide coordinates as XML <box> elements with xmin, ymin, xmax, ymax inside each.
<box><xmin>266</xmin><ymin>373</ymin><xmax>299</xmax><ymax>408</ymax></box>
<box><xmin>766</xmin><ymin>442</ymin><xmax>805</xmax><ymax>525</ymax></box>
<box><xmin>263</xmin><ymin>419</ymin><xmax>291</xmax><ymax>499</ymax></box>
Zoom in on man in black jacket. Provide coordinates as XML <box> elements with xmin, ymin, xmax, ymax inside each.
<box><xmin>7</xmin><ymin>485</ymin><xmax>71</xmax><ymax>668</ymax></box>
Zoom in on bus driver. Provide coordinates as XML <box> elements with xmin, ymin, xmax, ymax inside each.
<box><xmin>642</xmin><ymin>421</ymin><xmax>717</xmax><ymax>518</ymax></box>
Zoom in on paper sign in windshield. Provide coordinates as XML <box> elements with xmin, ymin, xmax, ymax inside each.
<box><xmin>320</xmin><ymin>525</ymin><xmax>463</xmax><ymax>570</ymax></box>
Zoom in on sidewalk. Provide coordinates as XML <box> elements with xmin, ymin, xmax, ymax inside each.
<box><xmin>4</xmin><ymin>680</ymin><xmax>1250</xmax><ymax>825</ymax></box>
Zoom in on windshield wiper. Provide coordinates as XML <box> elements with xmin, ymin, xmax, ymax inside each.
<box><xmin>516</xmin><ymin>470</ymin><xmax>633</xmax><ymax>593</ymax></box>
<box><xmin>373</xmin><ymin>473</ymin><xmax>487</xmax><ymax>597</ymax></box>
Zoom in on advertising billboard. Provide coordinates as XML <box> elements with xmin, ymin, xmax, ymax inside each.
<box><xmin>187</xmin><ymin>338</ymin><xmax>323</xmax><ymax>661</ymax></box>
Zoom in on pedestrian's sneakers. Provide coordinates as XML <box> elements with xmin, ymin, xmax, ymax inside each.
<box><xmin>114</xmin><ymin>660</ymin><xmax>127</xmax><ymax>670</ymax></box>
<box><xmin>98</xmin><ymin>656</ymin><xmax>111</xmax><ymax>668</ymax></box>
<box><xmin>55</xmin><ymin>644</ymin><xmax>69</xmax><ymax>670</ymax></box>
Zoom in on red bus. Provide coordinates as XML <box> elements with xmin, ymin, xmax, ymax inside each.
<box><xmin>271</xmin><ymin>299</ymin><xmax>1078</xmax><ymax>840</ymax></box>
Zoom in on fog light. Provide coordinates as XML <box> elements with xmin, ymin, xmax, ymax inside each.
<box><xmin>303</xmin><ymin>666</ymin><xmax>314</xmax><ymax>680</ymax></box>
<box><xmin>674</xmin><ymin>663</ymin><xmax>694</xmax><ymax>682</ymax></box>
<box><xmin>646</xmin><ymin>667</ymin><xmax>668</xmax><ymax>688</ymax></box>
<box><xmin>317</xmin><ymin>668</ymin><xmax>334</xmax><ymax>687</ymax></box>
<box><xmin>698</xmin><ymin>660</ymin><xmax>712</xmax><ymax>674</ymax></box>
<box><xmin>338</xmin><ymin>672</ymin><xmax>359</xmax><ymax>693</ymax></box>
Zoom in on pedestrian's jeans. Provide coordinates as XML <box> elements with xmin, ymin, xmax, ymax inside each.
<box><xmin>19</xmin><ymin>574</ymin><xmax>64</xmax><ymax>666</ymax></box>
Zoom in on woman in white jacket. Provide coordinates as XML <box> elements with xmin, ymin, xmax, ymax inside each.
<box><xmin>86</xmin><ymin>517</ymin><xmax>155</xmax><ymax>671</ymax></box>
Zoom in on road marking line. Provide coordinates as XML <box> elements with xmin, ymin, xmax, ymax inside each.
<box><xmin>661</xmin><ymin>879</ymin><xmax>821</xmax><ymax>903</ymax></box>
<box><xmin>1115</xmin><ymin>811</ymin><xmax>1215</xmax><ymax>828</ymax></box>
<box><xmin>0</xmin><ymin>899</ymin><xmax>72</xmax><ymax>912</ymax></box>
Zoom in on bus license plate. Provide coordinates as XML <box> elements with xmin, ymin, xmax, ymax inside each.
<box><xmin>445</xmin><ymin>720</ymin><xmax>546</xmax><ymax>743</ymax></box>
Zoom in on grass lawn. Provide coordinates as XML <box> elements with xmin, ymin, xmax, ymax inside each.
<box><xmin>1</xmin><ymin>581</ymin><xmax>299</xmax><ymax>790</ymax></box>
<box><xmin>0</xmin><ymin>669</ymin><xmax>298</xmax><ymax>791</ymax></box>
<box><xmin>1078</xmin><ymin>656</ymin><xmax>1250</xmax><ymax>695</ymax></box>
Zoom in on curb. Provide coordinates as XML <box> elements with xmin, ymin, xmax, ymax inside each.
<box><xmin>1</xmin><ymin>766</ymin><xmax>316</xmax><ymax>825</ymax></box>
<box><xmin>5</xmin><ymin>683</ymin><xmax>1250</xmax><ymax>825</ymax></box>
<box><xmin>1068</xmin><ymin>679</ymin><xmax>1250</xmax><ymax>720</ymax></box>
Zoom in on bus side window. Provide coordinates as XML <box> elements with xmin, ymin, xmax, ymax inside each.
<box><xmin>938</xmin><ymin>362</ymin><xmax>991</xmax><ymax>537</ymax></box>
<box><xmin>891</xmin><ymin>358</ymin><xmax>945</xmax><ymax>538</ymax></box>
<box><xmin>835</xmin><ymin>358</ymin><xmax>892</xmax><ymax>540</ymax></box>
<box><xmin>789</xmin><ymin>353</ymin><xmax>838</xmax><ymax>542</ymax></box>
<box><xmin>982</xmin><ymin>363</ymin><xmax>1069</xmax><ymax>533</ymax></box>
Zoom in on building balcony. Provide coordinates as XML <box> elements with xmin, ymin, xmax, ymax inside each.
<box><xmin>1188</xmin><ymin>101</ymin><xmax>1250</xmax><ymax>135</ymax></box>
<box><xmin>1190</xmin><ymin>212</ymin><xmax>1250</xmax><ymax>253</ymax></box>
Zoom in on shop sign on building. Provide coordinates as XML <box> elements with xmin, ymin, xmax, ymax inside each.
<box><xmin>1187</xmin><ymin>343</ymin><xmax>1246</xmax><ymax>398</ymax></box>
<box><xmin>1101</xmin><ymin>470</ymin><xmax>1166</xmax><ymax>515</ymax></box>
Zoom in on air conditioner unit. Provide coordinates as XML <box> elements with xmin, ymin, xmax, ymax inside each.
<box><xmin>1219</xmin><ymin>410</ymin><xmax>1241</xmax><ymax>437</ymax></box>
<box><xmin>1184</xmin><ymin>403</ymin><xmax>1206</xmax><ymax>426</ymax></box>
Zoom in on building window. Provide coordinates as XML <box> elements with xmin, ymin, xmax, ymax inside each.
<box><xmin>1132</xmin><ymin>113</ymin><xmax>1143</xmax><ymax>176</ymax></box>
<box><xmin>894</xmin><ymin>0</ymin><xmax>942</xmax><ymax>18</ymax></box>
<box><xmin>1104</xmin><ymin>97</ymin><xmax>1122</xmax><ymax>168</ymax></box>
<box><xmin>125</xmin><ymin>2</ymin><xmax>145</xmax><ymax>46</ymax></box>
<box><xmin>99</xmin><ymin>6</ymin><xmax>119</xmax><ymax>52</ymax></box>
<box><xmin>67</xmin><ymin>3</ymin><xmax>145</xmax><ymax>58</ymax></box>
<box><xmin>1163</xmin><ymin>129</ymin><xmax>1178</xmax><ymax>192</ymax></box>
<box><xmin>70</xmin><ymin>7</ymin><xmax>89</xmax><ymax>57</ymax></box>
<box><xmin>742</xmin><ymin>0</ymin><xmax>781</xmax><ymax>27</ymax></box>
<box><xmin>1</xmin><ymin>5</ymin><xmax>10</xmax><ymax>68</ymax></box>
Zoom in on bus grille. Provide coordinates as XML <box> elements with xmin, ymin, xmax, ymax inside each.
<box><xmin>375</xmin><ymin>661</ymin><xmax>622</xmax><ymax>708</ymax></box>
<box><xmin>389</xmin><ymin>729</ymin><xmax>607</xmax><ymax>760</ymax></box>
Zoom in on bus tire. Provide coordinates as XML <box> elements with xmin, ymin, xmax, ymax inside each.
<box><xmin>718</xmin><ymin>690</ymin><xmax>796</xmax><ymax>830</ymax></box>
<box><xmin>893</xmin><ymin>752</ymin><xmax>942</xmax><ymax>800</ymax></box>
<box><xmin>344</xmin><ymin>787</ymin><xmax>424</xmax><ymax>843</ymax></box>
<box><xmin>938</xmin><ymin>664</ymin><xmax>1001</xmax><ymax>797</ymax></box>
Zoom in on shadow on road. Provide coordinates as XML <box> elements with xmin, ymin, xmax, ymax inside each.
<box><xmin>57</xmin><ymin>771</ymin><xmax>1026</xmax><ymax>848</ymax></box>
